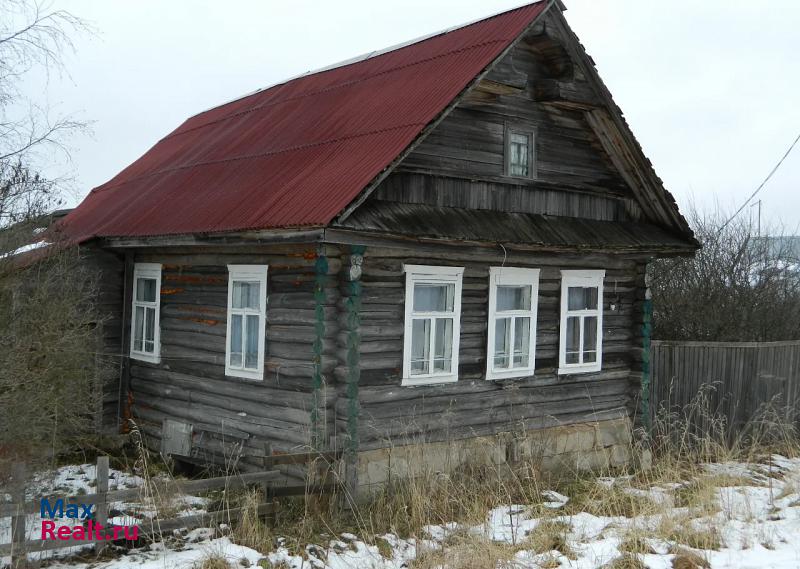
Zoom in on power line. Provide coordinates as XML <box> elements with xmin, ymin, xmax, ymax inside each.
<box><xmin>718</xmin><ymin>132</ymin><xmax>800</xmax><ymax>234</ymax></box>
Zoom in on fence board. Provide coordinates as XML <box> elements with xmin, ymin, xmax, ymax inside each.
<box><xmin>651</xmin><ymin>340</ymin><xmax>800</xmax><ymax>437</ymax></box>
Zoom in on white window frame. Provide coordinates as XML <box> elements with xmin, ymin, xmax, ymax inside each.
<box><xmin>402</xmin><ymin>265</ymin><xmax>464</xmax><ymax>386</ymax></box>
<box><xmin>486</xmin><ymin>267</ymin><xmax>540</xmax><ymax>380</ymax></box>
<box><xmin>130</xmin><ymin>263</ymin><xmax>162</xmax><ymax>364</ymax></box>
<box><xmin>558</xmin><ymin>269</ymin><xmax>605</xmax><ymax>375</ymax></box>
<box><xmin>225</xmin><ymin>265</ymin><xmax>268</xmax><ymax>380</ymax></box>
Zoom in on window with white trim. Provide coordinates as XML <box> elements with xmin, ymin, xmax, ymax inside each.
<box><xmin>559</xmin><ymin>270</ymin><xmax>605</xmax><ymax>374</ymax></box>
<box><xmin>486</xmin><ymin>267</ymin><xmax>539</xmax><ymax>380</ymax></box>
<box><xmin>130</xmin><ymin>263</ymin><xmax>162</xmax><ymax>363</ymax></box>
<box><xmin>402</xmin><ymin>265</ymin><xmax>463</xmax><ymax>386</ymax></box>
<box><xmin>226</xmin><ymin>265</ymin><xmax>268</xmax><ymax>380</ymax></box>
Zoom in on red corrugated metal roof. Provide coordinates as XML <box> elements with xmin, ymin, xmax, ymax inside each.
<box><xmin>61</xmin><ymin>1</ymin><xmax>549</xmax><ymax>242</ymax></box>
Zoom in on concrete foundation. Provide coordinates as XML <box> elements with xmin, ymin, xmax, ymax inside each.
<box><xmin>355</xmin><ymin>417</ymin><xmax>632</xmax><ymax>491</ymax></box>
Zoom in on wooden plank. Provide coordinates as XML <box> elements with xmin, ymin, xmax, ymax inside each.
<box><xmin>10</xmin><ymin>462</ymin><xmax>26</xmax><ymax>567</ymax></box>
<box><xmin>95</xmin><ymin>456</ymin><xmax>109</xmax><ymax>555</ymax></box>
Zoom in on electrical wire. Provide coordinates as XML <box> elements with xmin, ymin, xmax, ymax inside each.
<box><xmin>717</xmin><ymin>133</ymin><xmax>800</xmax><ymax>234</ymax></box>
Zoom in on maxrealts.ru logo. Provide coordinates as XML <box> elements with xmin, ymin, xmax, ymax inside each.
<box><xmin>40</xmin><ymin>498</ymin><xmax>138</xmax><ymax>541</ymax></box>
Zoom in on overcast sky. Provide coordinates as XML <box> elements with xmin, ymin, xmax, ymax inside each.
<box><xmin>24</xmin><ymin>0</ymin><xmax>800</xmax><ymax>232</ymax></box>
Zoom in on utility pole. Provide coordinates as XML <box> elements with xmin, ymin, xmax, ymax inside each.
<box><xmin>750</xmin><ymin>199</ymin><xmax>762</xmax><ymax>237</ymax></box>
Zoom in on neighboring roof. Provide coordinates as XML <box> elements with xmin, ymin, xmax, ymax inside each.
<box><xmin>60</xmin><ymin>1</ymin><xmax>550</xmax><ymax>242</ymax></box>
<box><xmin>340</xmin><ymin>201</ymin><xmax>697</xmax><ymax>253</ymax></box>
<box><xmin>754</xmin><ymin>236</ymin><xmax>800</xmax><ymax>262</ymax></box>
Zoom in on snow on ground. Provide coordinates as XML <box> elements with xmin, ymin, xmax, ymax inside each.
<box><xmin>1</xmin><ymin>463</ymin><xmax>210</xmax><ymax>567</ymax></box>
<box><xmin>0</xmin><ymin>240</ymin><xmax>50</xmax><ymax>260</ymax></box>
<box><xmin>3</xmin><ymin>456</ymin><xmax>800</xmax><ymax>568</ymax></box>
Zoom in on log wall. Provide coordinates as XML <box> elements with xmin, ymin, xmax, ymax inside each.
<box><xmin>126</xmin><ymin>244</ymin><xmax>342</xmax><ymax>474</ymax></box>
<box><xmin>348</xmin><ymin>246</ymin><xmax>648</xmax><ymax>451</ymax></box>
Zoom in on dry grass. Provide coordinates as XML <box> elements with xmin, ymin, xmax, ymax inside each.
<box><xmin>233</xmin><ymin>489</ymin><xmax>272</xmax><ymax>551</ymax></box>
<box><xmin>670</xmin><ymin>547</ymin><xmax>710</xmax><ymax>569</ymax></box>
<box><xmin>618</xmin><ymin>535</ymin><xmax>656</xmax><ymax>555</ymax></box>
<box><xmin>655</xmin><ymin>516</ymin><xmax>723</xmax><ymax>551</ymax></box>
<box><xmin>600</xmin><ymin>553</ymin><xmax>647</xmax><ymax>569</ymax></box>
<box><xmin>195</xmin><ymin>552</ymin><xmax>233</xmax><ymax>569</ymax></box>
<box><xmin>359</xmin><ymin>460</ymin><xmax>544</xmax><ymax>538</ymax></box>
<box><xmin>411</xmin><ymin>536</ymin><xmax>523</xmax><ymax>569</ymax></box>
<box><xmin>560</xmin><ymin>477</ymin><xmax>659</xmax><ymax>518</ymax></box>
<box><xmin>673</xmin><ymin>480</ymin><xmax>719</xmax><ymax>514</ymax></box>
<box><xmin>128</xmin><ymin>423</ymin><xmax>187</xmax><ymax>520</ymax></box>
<box><xmin>374</xmin><ymin>536</ymin><xmax>393</xmax><ymax>559</ymax></box>
<box><xmin>526</xmin><ymin>520</ymin><xmax>574</xmax><ymax>557</ymax></box>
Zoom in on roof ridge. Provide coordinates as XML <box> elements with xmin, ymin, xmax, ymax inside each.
<box><xmin>162</xmin><ymin>38</ymin><xmax>513</xmax><ymax>144</ymax></box>
<box><xmin>180</xmin><ymin>2</ymin><xmax>547</xmax><ymax>122</ymax></box>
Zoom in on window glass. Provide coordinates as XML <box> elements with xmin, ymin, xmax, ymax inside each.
<box><xmin>583</xmin><ymin>316</ymin><xmax>597</xmax><ymax>363</ymax></box>
<box><xmin>144</xmin><ymin>307</ymin><xmax>156</xmax><ymax>353</ymax></box>
<box><xmin>413</xmin><ymin>283</ymin><xmax>454</xmax><ymax>312</ymax></box>
<box><xmin>136</xmin><ymin>278</ymin><xmax>157</xmax><ymax>303</ymax></box>
<box><xmin>496</xmin><ymin>285</ymin><xmax>531</xmax><ymax>312</ymax></box>
<box><xmin>568</xmin><ymin>286</ymin><xmax>598</xmax><ymax>310</ymax></box>
<box><xmin>494</xmin><ymin>317</ymin><xmax>511</xmax><ymax>368</ymax></box>
<box><xmin>245</xmin><ymin>314</ymin><xmax>260</xmax><ymax>368</ymax></box>
<box><xmin>565</xmin><ymin>315</ymin><xmax>581</xmax><ymax>364</ymax></box>
<box><xmin>433</xmin><ymin>318</ymin><xmax>453</xmax><ymax>373</ymax></box>
<box><xmin>230</xmin><ymin>314</ymin><xmax>243</xmax><ymax>367</ymax></box>
<box><xmin>513</xmin><ymin>316</ymin><xmax>531</xmax><ymax>367</ymax></box>
<box><xmin>133</xmin><ymin>306</ymin><xmax>144</xmax><ymax>352</ymax></box>
<box><xmin>410</xmin><ymin>318</ymin><xmax>431</xmax><ymax>374</ymax></box>
<box><xmin>233</xmin><ymin>281</ymin><xmax>260</xmax><ymax>310</ymax></box>
<box><xmin>509</xmin><ymin>132</ymin><xmax>530</xmax><ymax>177</ymax></box>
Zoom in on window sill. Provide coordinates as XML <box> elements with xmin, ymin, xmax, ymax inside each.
<box><xmin>486</xmin><ymin>369</ymin><xmax>535</xmax><ymax>381</ymax></box>
<box><xmin>225</xmin><ymin>367</ymin><xmax>264</xmax><ymax>381</ymax></box>
<box><xmin>401</xmin><ymin>375</ymin><xmax>458</xmax><ymax>387</ymax></box>
<box><xmin>130</xmin><ymin>352</ymin><xmax>160</xmax><ymax>364</ymax></box>
<box><xmin>503</xmin><ymin>173</ymin><xmax>537</xmax><ymax>181</ymax></box>
<box><xmin>557</xmin><ymin>364</ymin><xmax>601</xmax><ymax>375</ymax></box>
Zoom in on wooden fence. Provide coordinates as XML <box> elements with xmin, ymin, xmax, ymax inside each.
<box><xmin>1</xmin><ymin>450</ymin><xmax>341</xmax><ymax>566</ymax></box>
<box><xmin>650</xmin><ymin>340</ymin><xmax>800</xmax><ymax>435</ymax></box>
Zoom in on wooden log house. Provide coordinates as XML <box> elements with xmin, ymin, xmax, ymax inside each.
<box><xmin>58</xmin><ymin>1</ymin><xmax>698</xmax><ymax>489</ymax></box>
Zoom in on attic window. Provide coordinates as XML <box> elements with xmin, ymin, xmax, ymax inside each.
<box><xmin>505</xmin><ymin>127</ymin><xmax>535</xmax><ymax>178</ymax></box>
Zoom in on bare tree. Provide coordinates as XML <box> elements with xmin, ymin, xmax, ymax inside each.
<box><xmin>650</xmin><ymin>204</ymin><xmax>800</xmax><ymax>341</ymax></box>
<box><xmin>0</xmin><ymin>1</ymin><xmax>105</xmax><ymax>465</ymax></box>
<box><xmin>0</xmin><ymin>0</ymin><xmax>89</xmax><ymax>227</ymax></box>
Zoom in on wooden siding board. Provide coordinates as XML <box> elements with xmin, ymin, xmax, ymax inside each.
<box><xmin>340</xmin><ymin>201</ymin><xmax>695</xmax><ymax>254</ymax></box>
<box><xmin>650</xmin><ymin>341</ymin><xmax>800</xmax><ymax>437</ymax></box>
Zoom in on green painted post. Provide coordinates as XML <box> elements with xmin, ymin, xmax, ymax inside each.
<box><xmin>641</xmin><ymin>289</ymin><xmax>653</xmax><ymax>433</ymax></box>
<box><xmin>343</xmin><ymin>246</ymin><xmax>364</xmax><ymax>497</ymax></box>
